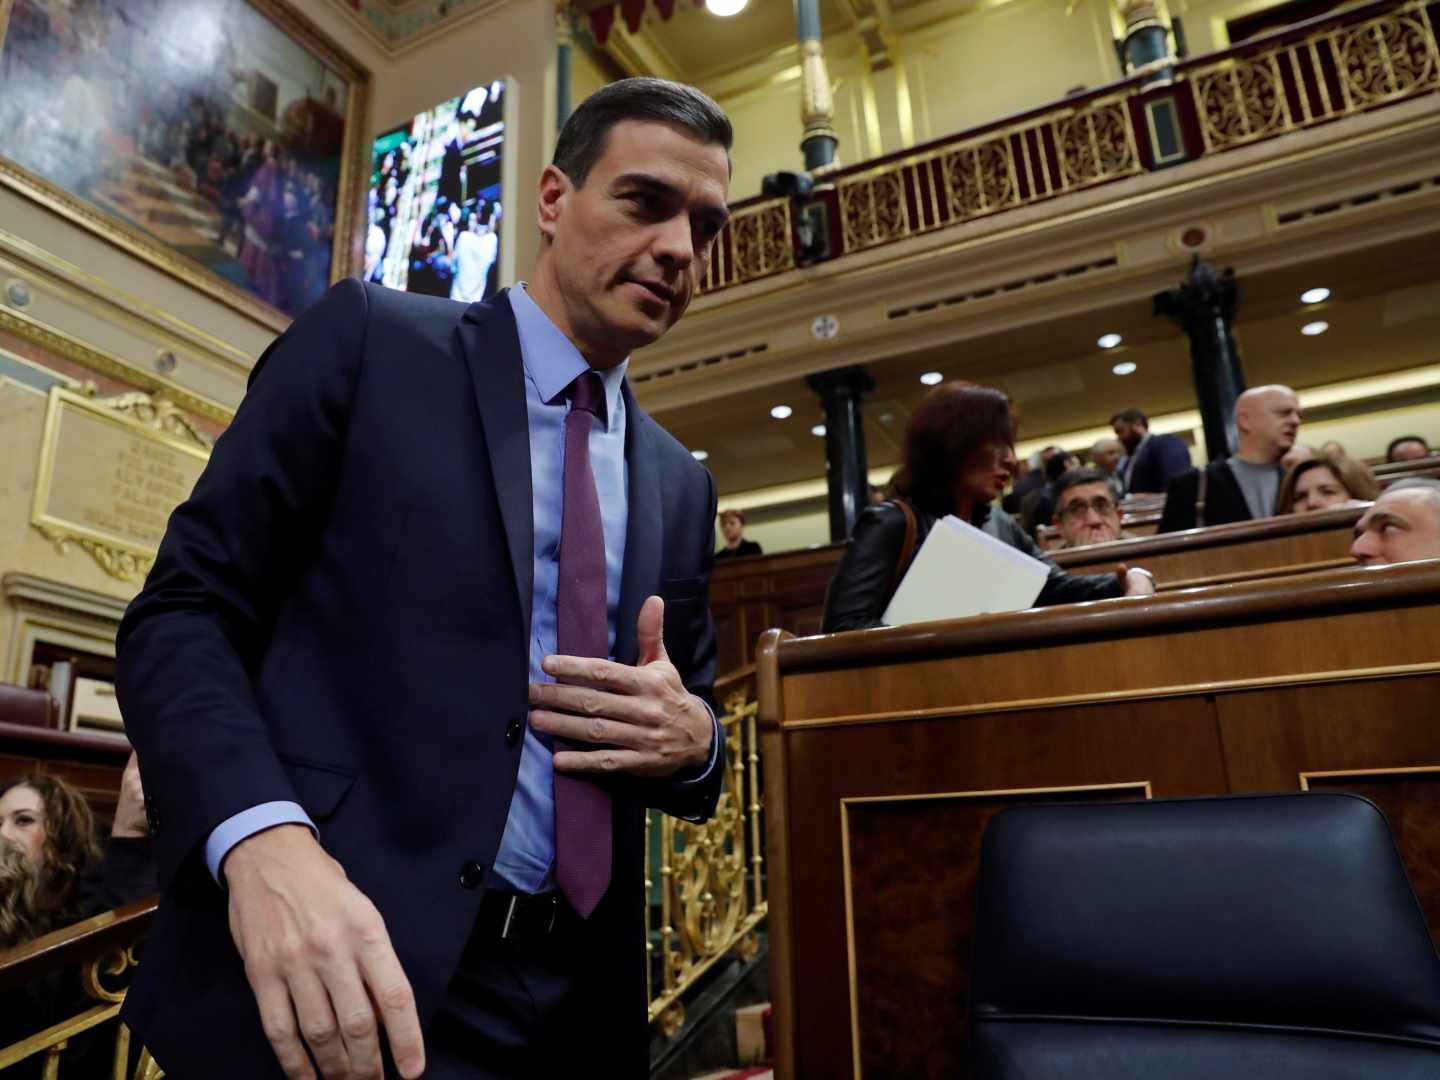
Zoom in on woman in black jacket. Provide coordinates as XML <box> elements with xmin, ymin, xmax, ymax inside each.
<box><xmin>822</xmin><ymin>381</ymin><xmax>1155</xmax><ymax>632</ymax></box>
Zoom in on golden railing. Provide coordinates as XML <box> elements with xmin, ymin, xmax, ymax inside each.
<box><xmin>646</xmin><ymin>665</ymin><xmax>766</xmax><ymax>1037</ymax></box>
<box><xmin>696</xmin><ymin>0</ymin><xmax>1440</xmax><ymax>296</ymax></box>
<box><xmin>0</xmin><ymin>899</ymin><xmax>162</xmax><ymax>1078</ymax></box>
<box><xmin>1187</xmin><ymin>0</ymin><xmax>1439</xmax><ymax>153</ymax></box>
<box><xmin>835</xmin><ymin>93</ymin><xmax>1141</xmax><ymax>256</ymax></box>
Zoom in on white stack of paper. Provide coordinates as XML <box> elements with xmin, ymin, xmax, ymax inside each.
<box><xmin>882</xmin><ymin>514</ymin><xmax>1050</xmax><ymax>627</ymax></box>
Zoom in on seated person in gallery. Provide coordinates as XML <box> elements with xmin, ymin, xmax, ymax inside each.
<box><xmin>1351</xmin><ymin>479</ymin><xmax>1440</xmax><ymax>566</ymax></box>
<box><xmin>822</xmin><ymin>381</ymin><xmax>1156</xmax><ymax>633</ymax></box>
<box><xmin>1</xmin><ymin>761</ymin><xmax>157</xmax><ymax>1075</ymax></box>
<box><xmin>1277</xmin><ymin>452</ymin><xmax>1378</xmax><ymax>515</ymax></box>
<box><xmin>1160</xmin><ymin>385</ymin><xmax>1302</xmax><ymax>532</ymax></box>
<box><xmin>1052</xmin><ymin>467</ymin><xmax>1127</xmax><ymax>548</ymax></box>
<box><xmin>715</xmin><ymin>508</ymin><xmax>762</xmax><ymax>559</ymax></box>
<box><xmin>1387</xmin><ymin>435</ymin><xmax>1432</xmax><ymax>463</ymax></box>
<box><xmin>0</xmin><ymin>758</ymin><xmax>156</xmax><ymax>947</ymax></box>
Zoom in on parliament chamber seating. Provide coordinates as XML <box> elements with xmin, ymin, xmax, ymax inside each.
<box><xmin>970</xmin><ymin>794</ymin><xmax>1440</xmax><ymax>1079</ymax></box>
<box><xmin>752</xmin><ymin>558</ymin><xmax>1440</xmax><ymax>1078</ymax></box>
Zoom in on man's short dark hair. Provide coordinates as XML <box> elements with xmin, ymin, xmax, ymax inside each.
<box><xmin>553</xmin><ymin>78</ymin><xmax>733</xmax><ymax>187</ymax></box>
<box><xmin>1045</xmin><ymin>450</ymin><xmax>1079</xmax><ymax>484</ymax></box>
<box><xmin>1386</xmin><ymin>435</ymin><xmax>1431</xmax><ymax>462</ymax></box>
<box><xmin>1055</xmin><ymin>467</ymin><xmax>1113</xmax><ymax>507</ymax></box>
<box><xmin>1110</xmin><ymin>408</ymin><xmax>1148</xmax><ymax>427</ymax></box>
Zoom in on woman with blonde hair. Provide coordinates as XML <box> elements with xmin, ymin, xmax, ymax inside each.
<box><xmin>1276</xmin><ymin>452</ymin><xmax>1379</xmax><ymax>515</ymax></box>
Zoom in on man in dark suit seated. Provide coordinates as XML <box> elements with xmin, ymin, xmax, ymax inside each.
<box><xmin>1159</xmin><ymin>385</ymin><xmax>1302</xmax><ymax>533</ymax></box>
<box><xmin>1111</xmin><ymin>408</ymin><xmax>1193</xmax><ymax>496</ymax></box>
<box><xmin>114</xmin><ymin>78</ymin><xmax>733</xmax><ymax>1080</ymax></box>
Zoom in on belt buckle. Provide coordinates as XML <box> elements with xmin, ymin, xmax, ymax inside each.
<box><xmin>498</xmin><ymin>894</ymin><xmax>560</xmax><ymax>941</ymax></box>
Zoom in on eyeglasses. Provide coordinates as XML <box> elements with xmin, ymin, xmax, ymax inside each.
<box><xmin>1059</xmin><ymin>496</ymin><xmax>1119</xmax><ymax>521</ymax></box>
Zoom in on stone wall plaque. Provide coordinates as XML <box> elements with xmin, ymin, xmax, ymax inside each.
<box><xmin>31</xmin><ymin>387</ymin><xmax>211</xmax><ymax>582</ymax></box>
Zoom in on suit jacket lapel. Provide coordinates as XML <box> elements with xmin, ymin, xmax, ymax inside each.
<box><xmin>615</xmin><ymin>383</ymin><xmax>661</xmax><ymax>666</ymax></box>
<box><xmin>457</xmin><ymin>291</ymin><xmax>534</xmax><ymax>638</ymax></box>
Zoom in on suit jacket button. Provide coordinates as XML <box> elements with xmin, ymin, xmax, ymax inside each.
<box><xmin>505</xmin><ymin>717</ymin><xmax>522</xmax><ymax>747</ymax></box>
<box><xmin>459</xmin><ymin>861</ymin><xmax>485</xmax><ymax>890</ymax></box>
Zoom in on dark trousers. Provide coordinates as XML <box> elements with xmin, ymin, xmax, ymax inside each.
<box><xmin>423</xmin><ymin>895</ymin><xmax>606</xmax><ymax>1079</ymax></box>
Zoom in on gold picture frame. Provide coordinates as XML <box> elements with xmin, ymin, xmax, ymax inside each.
<box><xmin>0</xmin><ymin>0</ymin><xmax>371</xmax><ymax>332</ymax></box>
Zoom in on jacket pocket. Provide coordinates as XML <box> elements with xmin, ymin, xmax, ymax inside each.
<box><xmin>277</xmin><ymin>754</ymin><xmax>358</xmax><ymax>822</ymax></box>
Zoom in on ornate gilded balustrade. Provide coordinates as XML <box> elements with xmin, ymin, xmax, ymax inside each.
<box><xmin>0</xmin><ymin>899</ymin><xmax>162</xmax><ymax>1078</ymax></box>
<box><xmin>1187</xmin><ymin>0</ymin><xmax>1439</xmax><ymax>152</ymax></box>
<box><xmin>646</xmin><ymin>665</ymin><xmax>766</xmax><ymax>1037</ymax></box>
<box><xmin>697</xmin><ymin>0</ymin><xmax>1439</xmax><ymax>297</ymax></box>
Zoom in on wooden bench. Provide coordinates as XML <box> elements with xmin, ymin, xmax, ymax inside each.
<box><xmin>756</xmin><ymin>559</ymin><xmax>1440</xmax><ymax>1078</ymax></box>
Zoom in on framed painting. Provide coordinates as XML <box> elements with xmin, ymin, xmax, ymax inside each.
<box><xmin>0</xmin><ymin>0</ymin><xmax>371</xmax><ymax>329</ymax></box>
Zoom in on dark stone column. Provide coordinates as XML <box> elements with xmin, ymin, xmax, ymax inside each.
<box><xmin>807</xmin><ymin>367</ymin><xmax>874</xmax><ymax>540</ymax></box>
<box><xmin>1117</xmin><ymin>0</ymin><xmax>1175</xmax><ymax>88</ymax></box>
<box><xmin>556</xmin><ymin>10</ymin><xmax>574</xmax><ymax>130</ymax></box>
<box><xmin>1153</xmin><ymin>258</ymin><xmax>1247</xmax><ymax>462</ymax></box>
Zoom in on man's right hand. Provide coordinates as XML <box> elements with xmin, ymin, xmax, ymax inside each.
<box><xmin>222</xmin><ymin>825</ymin><xmax>425</xmax><ymax>1080</ymax></box>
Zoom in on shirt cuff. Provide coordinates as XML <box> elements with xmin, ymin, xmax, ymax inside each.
<box><xmin>204</xmin><ymin>802</ymin><xmax>317</xmax><ymax>884</ymax></box>
<box><xmin>673</xmin><ymin>697</ymin><xmax>721</xmax><ymax>787</ymax></box>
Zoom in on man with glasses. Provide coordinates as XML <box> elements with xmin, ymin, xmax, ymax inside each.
<box><xmin>1054</xmin><ymin>467</ymin><xmax>1127</xmax><ymax>549</ymax></box>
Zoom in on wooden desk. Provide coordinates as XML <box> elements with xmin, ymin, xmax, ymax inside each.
<box><xmin>1053</xmin><ymin>504</ymin><xmax>1361</xmax><ymax>587</ymax></box>
<box><xmin>757</xmin><ymin>560</ymin><xmax>1440</xmax><ymax>1078</ymax></box>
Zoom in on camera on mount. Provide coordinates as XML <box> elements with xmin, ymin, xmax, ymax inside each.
<box><xmin>761</xmin><ymin>170</ymin><xmax>830</xmax><ymax>266</ymax></box>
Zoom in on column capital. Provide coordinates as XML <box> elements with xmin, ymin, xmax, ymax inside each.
<box><xmin>805</xmin><ymin>366</ymin><xmax>874</xmax><ymax>401</ymax></box>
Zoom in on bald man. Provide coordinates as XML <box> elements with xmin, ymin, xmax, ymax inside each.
<box><xmin>1351</xmin><ymin>479</ymin><xmax>1440</xmax><ymax>565</ymax></box>
<box><xmin>1159</xmin><ymin>385</ymin><xmax>1302</xmax><ymax>532</ymax></box>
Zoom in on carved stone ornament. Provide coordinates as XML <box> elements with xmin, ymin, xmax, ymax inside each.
<box><xmin>30</xmin><ymin>388</ymin><xmax>212</xmax><ymax>583</ymax></box>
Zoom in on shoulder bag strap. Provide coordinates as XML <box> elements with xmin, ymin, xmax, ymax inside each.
<box><xmin>892</xmin><ymin>498</ymin><xmax>919</xmax><ymax>591</ymax></box>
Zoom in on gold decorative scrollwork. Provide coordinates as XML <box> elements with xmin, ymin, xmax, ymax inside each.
<box><xmin>1055</xmin><ymin>101</ymin><xmax>1139</xmax><ymax>186</ymax></box>
<box><xmin>79</xmin><ymin>945</ymin><xmax>140</xmax><ymax>1004</ymax></box>
<box><xmin>82</xmin><ymin>390</ymin><xmax>214</xmax><ymax>450</ymax></box>
<box><xmin>647</xmin><ymin>690</ymin><xmax>767</xmax><ymax>1034</ymax></box>
<box><xmin>1336</xmin><ymin>14</ymin><xmax>1438</xmax><ymax>104</ymax></box>
<box><xmin>839</xmin><ymin>170</ymin><xmax>908</xmax><ymax>252</ymax></box>
<box><xmin>36</xmin><ymin>526</ymin><xmax>153</xmax><ymax>584</ymax></box>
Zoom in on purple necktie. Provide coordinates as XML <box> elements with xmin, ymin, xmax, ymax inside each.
<box><xmin>553</xmin><ymin>371</ymin><xmax>612</xmax><ymax>918</ymax></box>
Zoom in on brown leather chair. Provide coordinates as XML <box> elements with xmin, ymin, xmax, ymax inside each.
<box><xmin>0</xmin><ymin>682</ymin><xmax>58</xmax><ymax>730</ymax></box>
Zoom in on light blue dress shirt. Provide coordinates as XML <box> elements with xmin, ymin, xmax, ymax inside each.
<box><xmin>205</xmin><ymin>284</ymin><xmax>717</xmax><ymax>887</ymax></box>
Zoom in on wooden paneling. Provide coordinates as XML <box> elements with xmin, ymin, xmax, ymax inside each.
<box><xmin>759</xmin><ymin>560</ymin><xmax>1440</xmax><ymax>1079</ymax></box>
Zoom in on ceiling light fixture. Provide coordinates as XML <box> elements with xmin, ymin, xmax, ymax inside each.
<box><xmin>919</xmin><ymin>371</ymin><xmax>944</xmax><ymax>386</ymax></box>
<box><xmin>1097</xmin><ymin>333</ymin><xmax>1123</xmax><ymax>349</ymax></box>
<box><xmin>690</xmin><ymin>449</ymin><xmax>709</xmax><ymax>461</ymax></box>
<box><xmin>811</xmin><ymin>424</ymin><xmax>827</xmax><ymax>437</ymax></box>
<box><xmin>1300</xmin><ymin>287</ymin><xmax>1331</xmax><ymax>305</ymax></box>
<box><xmin>705</xmin><ymin>0</ymin><xmax>748</xmax><ymax>15</ymax></box>
<box><xmin>1301</xmin><ymin>321</ymin><xmax>1329</xmax><ymax>336</ymax></box>
<box><xmin>771</xmin><ymin>404</ymin><xmax>793</xmax><ymax>419</ymax></box>
<box><xmin>1112</xmin><ymin>361</ymin><xmax>1138</xmax><ymax>376</ymax></box>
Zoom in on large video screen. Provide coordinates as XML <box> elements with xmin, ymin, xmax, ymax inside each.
<box><xmin>366</xmin><ymin>81</ymin><xmax>504</xmax><ymax>302</ymax></box>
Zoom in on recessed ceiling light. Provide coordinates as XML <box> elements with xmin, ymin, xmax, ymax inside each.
<box><xmin>771</xmin><ymin>404</ymin><xmax>793</xmax><ymax>419</ymax></box>
<box><xmin>919</xmin><ymin>371</ymin><xmax>943</xmax><ymax>386</ymax></box>
<box><xmin>811</xmin><ymin>424</ymin><xmax>827</xmax><ymax>437</ymax></box>
<box><xmin>1300</xmin><ymin>287</ymin><xmax>1331</xmax><ymax>305</ymax></box>
<box><xmin>1112</xmin><ymin>361</ymin><xmax>1138</xmax><ymax>376</ymax></box>
<box><xmin>690</xmin><ymin>449</ymin><xmax>709</xmax><ymax>461</ymax></box>
<box><xmin>706</xmin><ymin>0</ymin><xmax>748</xmax><ymax>14</ymax></box>
<box><xmin>1097</xmin><ymin>333</ymin><xmax>1123</xmax><ymax>349</ymax></box>
<box><xmin>1301</xmin><ymin>321</ymin><xmax>1329</xmax><ymax>336</ymax></box>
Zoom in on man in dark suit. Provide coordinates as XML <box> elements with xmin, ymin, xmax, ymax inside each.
<box><xmin>1159</xmin><ymin>385</ymin><xmax>1302</xmax><ymax>532</ymax></box>
<box><xmin>1111</xmin><ymin>408</ymin><xmax>1193</xmax><ymax>495</ymax></box>
<box><xmin>115</xmin><ymin>79</ymin><xmax>734</xmax><ymax>1079</ymax></box>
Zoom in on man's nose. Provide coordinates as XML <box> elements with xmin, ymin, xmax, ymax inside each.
<box><xmin>653</xmin><ymin>215</ymin><xmax>694</xmax><ymax>267</ymax></box>
<box><xmin>1351</xmin><ymin>532</ymin><xmax>1377</xmax><ymax>560</ymax></box>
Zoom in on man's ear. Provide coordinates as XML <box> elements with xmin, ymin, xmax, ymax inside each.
<box><xmin>536</xmin><ymin>164</ymin><xmax>570</xmax><ymax>245</ymax></box>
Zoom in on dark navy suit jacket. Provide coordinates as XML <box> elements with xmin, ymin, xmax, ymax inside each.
<box><xmin>114</xmin><ymin>281</ymin><xmax>722</xmax><ymax>1077</ymax></box>
<box><xmin>1124</xmin><ymin>432</ymin><xmax>1192</xmax><ymax>495</ymax></box>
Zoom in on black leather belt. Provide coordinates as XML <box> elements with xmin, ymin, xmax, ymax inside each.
<box><xmin>476</xmin><ymin>889</ymin><xmax>575</xmax><ymax>944</ymax></box>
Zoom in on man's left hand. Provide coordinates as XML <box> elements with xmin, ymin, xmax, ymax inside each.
<box><xmin>530</xmin><ymin>595</ymin><xmax>713</xmax><ymax>779</ymax></box>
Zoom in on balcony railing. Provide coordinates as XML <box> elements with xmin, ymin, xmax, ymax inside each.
<box><xmin>0</xmin><ymin>899</ymin><xmax>160</xmax><ymax>1078</ymax></box>
<box><xmin>698</xmin><ymin>0</ymin><xmax>1440</xmax><ymax>296</ymax></box>
<box><xmin>646</xmin><ymin>664</ymin><xmax>766</xmax><ymax>1037</ymax></box>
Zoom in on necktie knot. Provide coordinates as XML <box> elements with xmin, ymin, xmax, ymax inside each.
<box><xmin>570</xmin><ymin>371</ymin><xmax>604</xmax><ymax>422</ymax></box>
